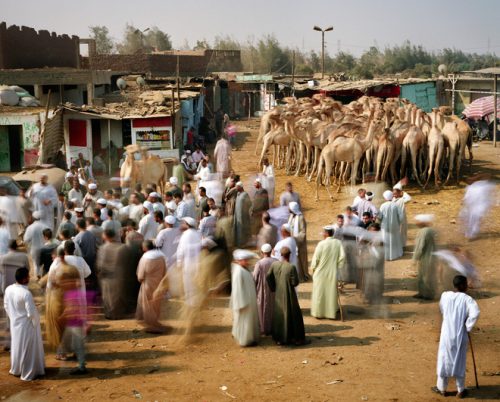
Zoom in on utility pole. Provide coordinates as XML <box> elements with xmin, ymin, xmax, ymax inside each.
<box><xmin>313</xmin><ymin>26</ymin><xmax>334</xmax><ymax>79</ymax></box>
<box><xmin>291</xmin><ymin>50</ymin><xmax>296</xmax><ymax>97</ymax></box>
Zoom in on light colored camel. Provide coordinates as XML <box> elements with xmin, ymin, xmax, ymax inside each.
<box><xmin>315</xmin><ymin>118</ymin><xmax>384</xmax><ymax>200</ymax></box>
<box><xmin>424</xmin><ymin>109</ymin><xmax>445</xmax><ymax>188</ymax></box>
<box><xmin>120</xmin><ymin>144</ymin><xmax>167</xmax><ymax>193</ymax></box>
<box><xmin>400</xmin><ymin>124</ymin><xmax>426</xmax><ymax>187</ymax></box>
<box><xmin>259</xmin><ymin>127</ymin><xmax>291</xmax><ymax>171</ymax></box>
<box><xmin>255</xmin><ymin>107</ymin><xmax>282</xmax><ymax>155</ymax></box>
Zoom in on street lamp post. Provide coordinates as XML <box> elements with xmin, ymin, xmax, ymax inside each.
<box><xmin>313</xmin><ymin>25</ymin><xmax>333</xmax><ymax>79</ymax></box>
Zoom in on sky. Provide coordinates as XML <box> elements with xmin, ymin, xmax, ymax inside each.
<box><xmin>2</xmin><ymin>0</ymin><xmax>500</xmax><ymax>56</ymax></box>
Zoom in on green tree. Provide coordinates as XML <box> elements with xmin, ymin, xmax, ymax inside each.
<box><xmin>116</xmin><ymin>23</ymin><xmax>144</xmax><ymax>54</ymax></box>
<box><xmin>331</xmin><ymin>51</ymin><xmax>356</xmax><ymax>73</ymax></box>
<box><xmin>193</xmin><ymin>39</ymin><xmax>210</xmax><ymax>50</ymax></box>
<box><xmin>89</xmin><ymin>25</ymin><xmax>114</xmax><ymax>54</ymax></box>
<box><xmin>145</xmin><ymin>26</ymin><xmax>172</xmax><ymax>51</ymax></box>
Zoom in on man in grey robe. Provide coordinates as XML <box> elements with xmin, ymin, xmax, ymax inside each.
<box><xmin>251</xmin><ymin>179</ymin><xmax>269</xmax><ymax>236</ymax></box>
<box><xmin>74</xmin><ymin>218</ymin><xmax>98</xmax><ymax>290</ymax></box>
<box><xmin>413</xmin><ymin>214</ymin><xmax>438</xmax><ymax>300</ymax></box>
<box><xmin>257</xmin><ymin>212</ymin><xmax>278</xmax><ymax>250</ymax></box>
<box><xmin>234</xmin><ymin>182</ymin><xmax>252</xmax><ymax>247</ymax></box>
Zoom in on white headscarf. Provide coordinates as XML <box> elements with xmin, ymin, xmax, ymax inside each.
<box><xmin>383</xmin><ymin>190</ymin><xmax>393</xmax><ymax>201</ymax></box>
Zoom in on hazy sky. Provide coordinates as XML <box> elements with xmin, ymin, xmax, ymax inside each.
<box><xmin>3</xmin><ymin>0</ymin><xmax>499</xmax><ymax>56</ymax></box>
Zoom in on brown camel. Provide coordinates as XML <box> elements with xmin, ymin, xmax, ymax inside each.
<box><xmin>315</xmin><ymin>117</ymin><xmax>384</xmax><ymax>200</ymax></box>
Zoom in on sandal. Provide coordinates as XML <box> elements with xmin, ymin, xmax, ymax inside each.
<box><xmin>55</xmin><ymin>354</ymin><xmax>68</xmax><ymax>361</ymax></box>
<box><xmin>430</xmin><ymin>386</ymin><xmax>446</xmax><ymax>396</ymax></box>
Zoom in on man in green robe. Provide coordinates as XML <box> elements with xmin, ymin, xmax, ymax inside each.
<box><xmin>413</xmin><ymin>214</ymin><xmax>438</xmax><ymax>300</ymax></box>
<box><xmin>266</xmin><ymin>246</ymin><xmax>306</xmax><ymax>345</ymax></box>
<box><xmin>310</xmin><ymin>226</ymin><xmax>345</xmax><ymax>319</ymax></box>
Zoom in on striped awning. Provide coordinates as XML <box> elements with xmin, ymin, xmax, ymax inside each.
<box><xmin>462</xmin><ymin>95</ymin><xmax>500</xmax><ymax>119</ymax></box>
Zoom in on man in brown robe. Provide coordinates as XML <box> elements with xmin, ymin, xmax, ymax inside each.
<box><xmin>136</xmin><ymin>241</ymin><xmax>167</xmax><ymax>333</ymax></box>
<box><xmin>252</xmin><ymin>244</ymin><xmax>276</xmax><ymax>335</ymax></box>
<box><xmin>257</xmin><ymin>212</ymin><xmax>278</xmax><ymax>250</ymax></box>
<box><xmin>97</xmin><ymin>229</ymin><xmax>138</xmax><ymax>319</ymax></box>
<box><xmin>251</xmin><ymin>179</ymin><xmax>269</xmax><ymax>237</ymax></box>
<box><xmin>223</xmin><ymin>177</ymin><xmax>238</xmax><ymax>217</ymax></box>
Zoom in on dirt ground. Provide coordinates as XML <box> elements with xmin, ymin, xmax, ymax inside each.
<box><xmin>1</xmin><ymin>119</ymin><xmax>499</xmax><ymax>402</ymax></box>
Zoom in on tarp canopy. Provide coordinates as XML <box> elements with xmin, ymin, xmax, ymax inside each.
<box><xmin>462</xmin><ymin>95</ymin><xmax>500</xmax><ymax>120</ymax></box>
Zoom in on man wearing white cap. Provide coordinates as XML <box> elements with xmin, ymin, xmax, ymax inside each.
<box><xmin>272</xmin><ymin>224</ymin><xmax>298</xmax><ymax>270</ymax></box>
<box><xmin>355</xmin><ymin>191</ymin><xmax>378</xmax><ymax>218</ymax></box>
<box><xmin>83</xmin><ymin>184</ymin><xmax>104</xmax><ymax>218</ymax></box>
<box><xmin>155</xmin><ymin>215</ymin><xmax>181</xmax><ymax>268</ymax></box>
<box><xmin>252</xmin><ymin>244</ymin><xmax>276</xmax><ymax>335</ymax></box>
<box><xmin>413</xmin><ymin>214</ymin><xmax>438</xmax><ymax>300</ymax></box>
<box><xmin>61</xmin><ymin>172</ymin><xmax>74</xmax><ymax>198</ymax></box>
<box><xmin>310</xmin><ymin>225</ymin><xmax>345</xmax><ymax>320</ymax></box>
<box><xmin>138</xmin><ymin>201</ymin><xmax>159</xmax><ymax>241</ymax></box>
<box><xmin>149</xmin><ymin>192</ymin><xmax>165</xmax><ymax>216</ymax></box>
<box><xmin>231</xmin><ymin>249</ymin><xmax>259</xmax><ymax>346</ymax></box>
<box><xmin>234</xmin><ymin>181</ymin><xmax>252</xmax><ymax>247</ymax></box>
<box><xmin>96</xmin><ymin>198</ymin><xmax>109</xmax><ymax>221</ymax></box>
<box><xmin>28</xmin><ymin>174</ymin><xmax>58</xmax><ymax>231</ymax></box>
<box><xmin>392</xmin><ymin>179</ymin><xmax>411</xmax><ymax>247</ymax></box>
<box><xmin>287</xmin><ymin>201</ymin><xmax>308</xmax><ymax>282</ymax></box>
<box><xmin>68</xmin><ymin>180</ymin><xmax>83</xmax><ymax>208</ymax></box>
<box><xmin>176</xmin><ymin>217</ymin><xmax>202</xmax><ymax>307</ymax></box>
<box><xmin>378</xmin><ymin>190</ymin><xmax>404</xmax><ymax>261</ymax></box>
<box><xmin>23</xmin><ymin>211</ymin><xmax>48</xmax><ymax>277</ymax></box>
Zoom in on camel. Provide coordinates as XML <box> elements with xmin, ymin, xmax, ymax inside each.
<box><xmin>259</xmin><ymin>127</ymin><xmax>291</xmax><ymax>171</ymax></box>
<box><xmin>400</xmin><ymin>125</ymin><xmax>426</xmax><ymax>187</ymax></box>
<box><xmin>255</xmin><ymin>107</ymin><xmax>282</xmax><ymax>155</ymax></box>
<box><xmin>424</xmin><ymin>109</ymin><xmax>445</xmax><ymax>189</ymax></box>
<box><xmin>120</xmin><ymin>144</ymin><xmax>167</xmax><ymax>193</ymax></box>
<box><xmin>315</xmin><ymin>117</ymin><xmax>384</xmax><ymax>200</ymax></box>
<box><xmin>441</xmin><ymin>121</ymin><xmax>462</xmax><ymax>185</ymax></box>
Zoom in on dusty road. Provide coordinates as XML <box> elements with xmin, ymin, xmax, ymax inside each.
<box><xmin>1</xmin><ymin>119</ymin><xmax>499</xmax><ymax>401</ymax></box>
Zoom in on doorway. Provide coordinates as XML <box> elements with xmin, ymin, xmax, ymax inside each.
<box><xmin>0</xmin><ymin>125</ymin><xmax>23</xmax><ymax>172</ymax></box>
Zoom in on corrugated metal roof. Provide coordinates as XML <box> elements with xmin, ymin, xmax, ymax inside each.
<box><xmin>293</xmin><ymin>78</ymin><xmax>434</xmax><ymax>92</ymax></box>
<box><xmin>462</xmin><ymin>68</ymin><xmax>500</xmax><ymax>75</ymax></box>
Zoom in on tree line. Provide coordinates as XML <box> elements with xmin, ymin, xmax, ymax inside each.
<box><xmin>90</xmin><ymin>25</ymin><xmax>499</xmax><ymax>78</ymax></box>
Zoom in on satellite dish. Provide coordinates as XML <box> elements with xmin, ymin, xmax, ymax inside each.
<box><xmin>136</xmin><ymin>76</ymin><xmax>146</xmax><ymax>87</ymax></box>
<box><xmin>117</xmin><ymin>78</ymin><xmax>127</xmax><ymax>90</ymax></box>
<box><xmin>438</xmin><ymin>64</ymin><xmax>447</xmax><ymax>74</ymax></box>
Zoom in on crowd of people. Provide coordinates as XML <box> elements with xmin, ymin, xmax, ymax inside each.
<box><xmin>0</xmin><ymin>129</ymin><xmax>491</xmax><ymax>398</ymax></box>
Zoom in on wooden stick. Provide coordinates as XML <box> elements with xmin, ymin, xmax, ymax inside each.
<box><xmin>468</xmin><ymin>333</ymin><xmax>479</xmax><ymax>389</ymax></box>
<box><xmin>337</xmin><ymin>284</ymin><xmax>345</xmax><ymax>322</ymax></box>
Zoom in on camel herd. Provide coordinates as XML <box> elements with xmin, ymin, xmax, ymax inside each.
<box><xmin>255</xmin><ymin>95</ymin><xmax>472</xmax><ymax>200</ymax></box>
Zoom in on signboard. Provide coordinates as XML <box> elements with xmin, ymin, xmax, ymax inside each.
<box><xmin>135</xmin><ymin>129</ymin><xmax>171</xmax><ymax>150</ymax></box>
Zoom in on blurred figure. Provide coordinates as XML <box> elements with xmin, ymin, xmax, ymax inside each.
<box><xmin>261</xmin><ymin>158</ymin><xmax>275</xmax><ymax>206</ymax></box>
<box><xmin>3</xmin><ymin>267</ymin><xmax>45</xmax><ymax>381</ymax></box>
<box><xmin>136</xmin><ymin>241</ymin><xmax>167</xmax><ymax>333</ymax></box>
<box><xmin>23</xmin><ymin>211</ymin><xmax>48</xmax><ymax>278</ymax></box>
<box><xmin>252</xmin><ymin>244</ymin><xmax>276</xmax><ymax>335</ymax></box>
<box><xmin>257</xmin><ymin>212</ymin><xmax>278</xmax><ymax>250</ymax></box>
<box><xmin>413</xmin><ymin>214</ymin><xmax>438</xmax><ymax>300</ymax></box>
<box><xmin>279</xmin><ymin>182</ymin><xmax>301</xmax><ymax>209</ymax></box>
<box><xmin>310</xmin><ymin>226</ymin><xmax>345</xmax><ymax>319</ymax></box>
<box><xmin>432</xmin><ymin>275</ymin><xmax>479</xmax><ymax>399</ymax></box>
<box><xmin>358</xmin><ymin>223</ymin><xmax>385</xmax><ymax>304</ymax></box>
<box><xmin>177</xmin><ymin>218</ymin><xmax>202</xmax><ymax>308</ymax></box>
<box><xmin>97</xmin><ymin>229</ymin><xmax>137</xmax><ymax>320</ymax></box>
<box><xmin>234</xmin><ymin>182</ymin><xmax>252</xmax><ymax>247</ymax></box>
<box><xmin>230</xmin><ymin>249</ymin><xmax>259</xmax><ymax>346</ymax></box>
<box><xmin>459</xmin><ymin>173</ymin><xmax>496</xmax><ymax>240</ymax></box>
<box><xmin>251</xmin><ymin>179</ymin><xmax>269</xmax><ymax>237</ymax></box>
<box><xmin>28</xmin><ymin>174</ymin><xmax>58</xmax><ymax>231</ymax></box>
<box><xmin>266</xmin><ymin>247</ymin><xmax>306</xmax><ymax>346</ymax></box>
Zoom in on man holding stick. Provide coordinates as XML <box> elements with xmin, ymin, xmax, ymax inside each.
<box><xmin>432</xmin><ymin>275</ymin><xmax>480</xmax><ymax>398</ymax></box>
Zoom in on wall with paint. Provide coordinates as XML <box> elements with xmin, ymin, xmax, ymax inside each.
<box><xmin>0</xmin><ymin>113</ymin><xmax>41</xmax><ymax>169</ymax></box>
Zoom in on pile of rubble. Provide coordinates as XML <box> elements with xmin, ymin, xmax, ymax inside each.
<box><xmin>0</xmin><ymin>85</ymin><xmax>40</xmax><ymax>107</ymax></box>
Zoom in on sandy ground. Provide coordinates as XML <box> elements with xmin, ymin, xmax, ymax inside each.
<box><xmin>1</xmin><ymin>119</ymin><xmax>499</xmax><ymax>402</ymax></box>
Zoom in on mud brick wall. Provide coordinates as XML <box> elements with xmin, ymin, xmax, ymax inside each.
<box><xmin>84</xmin><ymin>50</ymin><xmax>242</xmax><ymax>76</ymax></box>
<box><xmin>0</xmin><ymin>22</ymin><xmax>80</xmax><ymax>69</ymax></box>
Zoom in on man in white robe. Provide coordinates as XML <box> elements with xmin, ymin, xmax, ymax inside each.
<box><xmin>230</xmin><ymin>249</ymin><xmax>259</xmax><ymax>346</ymax></box>
<box><xmin>433</xmin><ymin>275</ymin><xmax>480</xmax><ymax>398</ymax></box>
<box><xmin>261</xmin><ymin>158</ymin><xmax>275</xmax><ymax>206</ymax></box>
<box><xmin>459</xmin><ymin>175</ymin><xmax>496</xmax><ymax>240</ymax></box>
<box><xmin>23</xmin><ymin>211</ymin><xmax>49</xmax><ymax>277</ymax></box>
<box><xmin>3</xmin><ymin>267</ymin><xmax>45</xmax><ymax>381</ymax></box>
<box><xmin>129</xmin><ymin>193</ymin><xmax>144</xmax><ymax>223</ymax></box>
<box><xmin>28</xmin><ymin>174</ymin><xmax>58</xmax><ymax>231</ymax></box>
<box><xmin>213</xmin><ymin>136</ymin><xmax>232</xmax><ymax>177</ymax></box>
<box><xmin>155</xmin><ymin>215</ymin><xmax>181</xmax><ymax>268</ymax></box>
<box><xmin>0</xmin><ymin>187</ymin><xmax>20</xmax><ymax>239</ymax></box>
<box><xmin>138</xmin><ymin>201</ymin><xmax>159</xmax><ymax>241</ymax></box>
<box><xmin>272</xmin><ymin>224</ymin><xmax>298</xmax><ymax>269</ymax></box>
<box><xmin>176</xmin><ymin>217</ymin><xmax>202</xmax><ymax>307</ymax></box>
<box><xmin>378</xmin><ymin>190</ymin><xmax>404</xmax><ymax>261</ymax></box>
